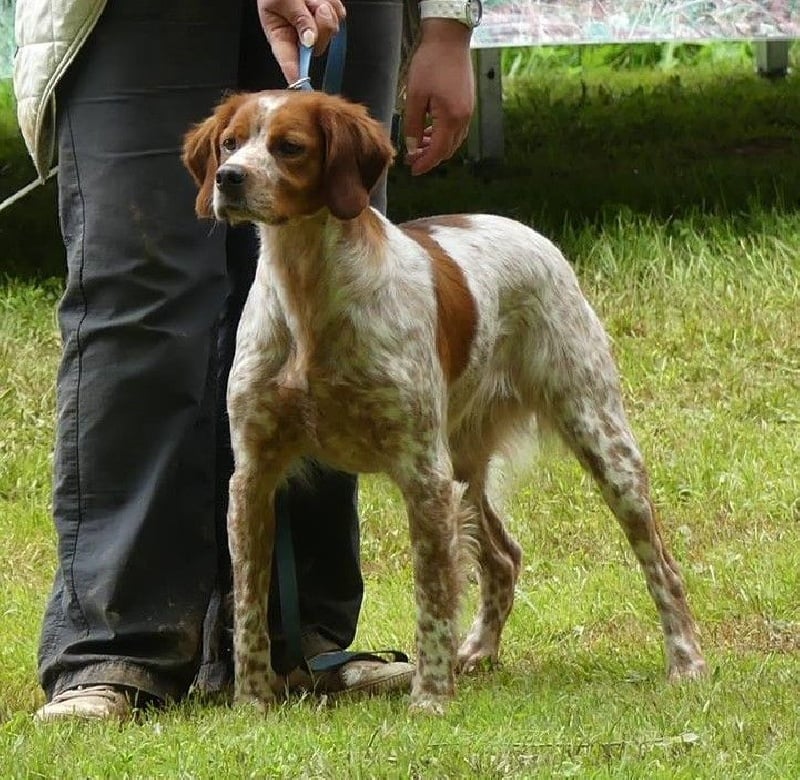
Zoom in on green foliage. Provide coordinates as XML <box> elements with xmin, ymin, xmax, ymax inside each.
<box><xmin>0</xmin><ymin>79</ymin><xmax>63</xmax><ymax>278</ymax></box>
<box><xmin>601</xmin><ymin>40</ymin><xmax>755</xmax><ymax>70</ymax></box>
<box><xmin>501</xmin><ymin>40</ymin><xmax>778</xmax><ymax>77</ymax></box>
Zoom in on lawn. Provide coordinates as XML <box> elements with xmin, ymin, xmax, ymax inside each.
<box><xmin>1</xmin><ymin>51</ymin><xmax>799</xmax><ymax>777</ymax></box>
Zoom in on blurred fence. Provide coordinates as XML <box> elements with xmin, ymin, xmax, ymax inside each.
<box><xmin>2</xmin><ymin>1</ymin><xmax>799</xmax><ymax>75</ymax></box>
<box><xmin>469</xmin><ymin>1</ymin><xmax>799</xmax><ymax>158</ymax></box>
<box><xmin>474</xmin><ymin>0</ymin><xmax>800</xmax><ymax>48</ymax></box>
<box><xmin>1</xmin><ymin>1</ymin><xmax>13</xmax><ymax>79</ymax></box>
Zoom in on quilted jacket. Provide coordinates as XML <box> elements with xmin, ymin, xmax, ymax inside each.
<box><xmin>13</xmin><ymin>0</ymin><xmax>108</xmax><ymax>179</ymax></box>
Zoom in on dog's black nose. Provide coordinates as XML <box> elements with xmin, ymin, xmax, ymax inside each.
<box><xmin>216</xmin><ymin>165</ymin><xmax>246</xmax><ymax>192</ymax></box>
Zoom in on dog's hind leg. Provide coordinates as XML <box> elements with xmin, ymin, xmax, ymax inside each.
<box><xmin>551</xmin><ymin>386</ymin><xmax>707</xmax><ymax>681</ymax></box>
<box><xmin>456</xmin><ymin>475</ymin><xmax>522</xmax><ymax>673</ymax></box>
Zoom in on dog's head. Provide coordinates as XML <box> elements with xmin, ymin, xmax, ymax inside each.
<box><xmin>182</xmin><ymin>91</ymin><xmax>395</xmax><ymax>224</ymax></box>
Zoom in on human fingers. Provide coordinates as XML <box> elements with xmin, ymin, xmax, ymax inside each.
<box><xmin>408</xmin><ymin>119</ymin><xmax>461</xmax><ymax>176</ymax></box>
<box><xmin>309</xmin><ymin>2</ymin><xmax>341</xmax><ymax>56</ymax></box>
<box><xmin>402</xmin><ymin>78</ymin><xmax>429</xmax><ymax>167</ymax></box>
<box><xmin>257</xmin><ymin>0</ymin><xmax>319</xmax><ymax>82</ymax></box>
<box><xmin>306</xmin><ymin>0</ymin><xmax>346</xmax><ymax>22</ymax></box>
<box><xmin>403</xmin><ymin>26</ymin><xmax>474</xmax><ymax>175</ymax></box>
<box><xmin>405</xmin><ymin>83</ymin><xmax>464</xmax><ymax>174</ymax></box>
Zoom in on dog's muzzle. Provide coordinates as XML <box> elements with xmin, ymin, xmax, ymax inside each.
<box><xmin>212</xmin><ymin>173</ymin><xmax>286</xmax><ymax>226</ymax></box>
<box><xmin>216</xmin><ymin>164</ymin><xmax>247</xmax><ymax>200</ymax></box>
<box><xmin>214</xmin><ymin>164</ymin><xmax>253</xmax><ymax>222</ymax></box>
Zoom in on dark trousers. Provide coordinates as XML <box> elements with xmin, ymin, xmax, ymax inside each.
<box><xmin>40</xmin><ymin>0</ymin><xmax>402</xmax><ymax>702</ymax></box>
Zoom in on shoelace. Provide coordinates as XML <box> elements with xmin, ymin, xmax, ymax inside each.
<box><xmin>51</xmin><ymin>684</ymin><xmax>126</xmax><ymax>703</ymax></box>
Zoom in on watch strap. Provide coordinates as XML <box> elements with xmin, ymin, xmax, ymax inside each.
<box><xmin>419</xmin><ymin>0</ymin><xmax>470</xmax><ymax>24</ymax></box>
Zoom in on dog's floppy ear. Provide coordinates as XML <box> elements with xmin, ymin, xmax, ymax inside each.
<box><xmin>319</xmin><ymin>99</ymin><xmax>395</xmax><ymax>220</ymax></box>
<box><xmin>182</xmin><ymin>94</ymin><xmax>247</xmax><ymax>218</ymax></box>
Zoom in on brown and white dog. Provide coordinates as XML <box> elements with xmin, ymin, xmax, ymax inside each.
<box><xmin>183</xmin><ymin>90</ymin><xmax>706</xmax><ymax>713</ymax></box>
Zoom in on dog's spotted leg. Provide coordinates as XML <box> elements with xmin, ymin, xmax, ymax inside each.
<box><xmin>555</xmin><ymin>391</ymin><xmax>707</xmax><ymax>681</ymax></box>
<box><xmin>457</xmin><ymin>483</ymin><xmax>522</xmax><ymax>673</ymax></box>
<box><xmin>227</xmin><ymin>440</ymin><xmax>287</xmax><ymax>711</ymax></box>
<box><xmin>397</xmin><ymin>462</ymin><xmax>465</xmax><ymax>714</ymax></box>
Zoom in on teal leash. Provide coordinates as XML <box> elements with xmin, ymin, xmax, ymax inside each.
<box><xmin>274</xmin><ymin>24</ymin><xmax>348</xmax><ymax>674</ymax></box>
<box><xmin>274</xmin><ymin>22</ymin><xmax>410</xmax><ymax>676</ymax></box>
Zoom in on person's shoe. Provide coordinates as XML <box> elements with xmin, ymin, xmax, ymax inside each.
<box><xmin>34</xmin><ymin>684</ymin><xmax>134</xmax><ymax>722</ymax></box>
<box><xmin>277</xmin><ymin>651</ymin><xmax>414</xmax><ymax>698</ymax></box>
<box><xmin>322</xmin><ymin>657</ymin><xmax>415</xmax><ymax>697</ymax></box>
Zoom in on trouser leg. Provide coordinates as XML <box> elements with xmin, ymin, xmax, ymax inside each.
<box><xmin>39</xmin><ymin>0</ymin><xmax>242</xmax><ymax>702</ymax></box>
<box><xmin>339</xmin><ymin>0</ymin><xmax>404</xmax><ymax>214</ymax></box>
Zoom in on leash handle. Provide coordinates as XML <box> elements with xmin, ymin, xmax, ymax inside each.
<box><xmin>322</xmin><ymin>21</ymin><xmax>347</xmax><ymax>94</ymax></box>
<box><xmin>286</xmin><ymin>21</ymin><xmax>347</xmax><ymax>94</ymax></box>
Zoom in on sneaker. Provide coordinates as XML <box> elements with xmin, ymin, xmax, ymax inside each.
<box><xmin>34</xmin><ymin>684</ymin><xmax>134</xmax><ymax>722</ymax></box>
<box><xmin>328</xmin><ymin>657</ymin><xmax>415</xmax><ymax>697</ymax></box>
<box><xmin>277</xmin><ymin>651</ymin><xmax>414</xmax><ymax>698</ymax></box>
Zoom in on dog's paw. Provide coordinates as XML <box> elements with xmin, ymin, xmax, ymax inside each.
<box><xmin>408</xmin><ymin>693</ymin><xmax>447</xmax><ymax>716</ymax></box>
<box><xmin>667</xmin><ymin>656</ymin><xmax>709</xmax><ymax>682</ymax></box>
<box><xmin>234</xmin><ymin>688</ymin><xmax>278</xmax><ymax>714</ymax></box>
<box><xmin>457</xmin><ymin>654</ymin><xmax>498</xmax><ymax>675</ymax></box>
<box><xmin>456</xmin><ymin>640</ymin><xmax>499</xmax><ymax>675</ymax></box>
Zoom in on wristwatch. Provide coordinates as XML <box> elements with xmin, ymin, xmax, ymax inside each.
<box><xmin>419</xmin><ymin>0</ymin><xmax>483</xmax><ymax>29</ymax></box>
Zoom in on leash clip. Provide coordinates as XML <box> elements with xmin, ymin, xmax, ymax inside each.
<box><xmin>287</xmin><ymin>76</ymin><xmax>312</xmax><ymax>91</ymax></box>
<box><xmin>288</xmin><ymin>44</ymin><xmax>315</xmax><ymax>92</ymax></box>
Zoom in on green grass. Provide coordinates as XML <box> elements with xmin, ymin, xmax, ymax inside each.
<box><xmin>2</xmin><ymin>57</ymin><xmax>799</xmax><ymax>777</ymax></box>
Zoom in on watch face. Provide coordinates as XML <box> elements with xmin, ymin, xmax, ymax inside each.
<box><xmin>467</xmin><ymin>0</ymin><xmax>483</xmax><ymax>26</ymax></box>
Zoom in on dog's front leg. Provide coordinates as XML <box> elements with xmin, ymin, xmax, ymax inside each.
<box><xmin>397</xmin><ymin>460</ymin><xmax>466</xmax><ymax>714</ymax></box>
<box><xmin>227</xmin><ymin>450</ymin><xmax>283</xmax><ymax>712</ymax></box>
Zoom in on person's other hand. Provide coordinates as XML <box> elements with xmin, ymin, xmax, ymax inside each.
<box><xmin>257</xmin><ymin>0</ymin><xmax>347</xmax><ymax>84</ymax></box>
<box><xmin>404</xmin><ymin>20</ymin><xmax>475</xmax><ymax>176</ymax></box>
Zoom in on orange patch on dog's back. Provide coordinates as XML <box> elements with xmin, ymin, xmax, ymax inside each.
<box><xmin>401</xmin><ymin>218</ymin><xmax>477</xmax><ymax>383</ymax></box>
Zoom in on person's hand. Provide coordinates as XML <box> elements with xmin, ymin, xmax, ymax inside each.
<box><xmin>257</xmin><ymin>0</ymin><xmax>347</xmax><ymax>85</ymax></box>
<box><xmin>404</xmin><ymin>20</ymin><xmax>475</xmax><ymax>176</ymax></box>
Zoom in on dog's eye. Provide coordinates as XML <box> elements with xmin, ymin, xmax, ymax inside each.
<box><xmin>275</xmin><ymin>139</ymin><xmax>305</xmax><ymax>157</ymax></box>
<box><xmin>221</xmin><ymin>137</ymin><xmax>237</xmax><ymax>152</ymax></box>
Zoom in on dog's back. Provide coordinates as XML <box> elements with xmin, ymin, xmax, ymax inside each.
<box><xmin>399</xmin><ymin>213</ymin><xmax>617</xmax><ymax>468</ymax></box>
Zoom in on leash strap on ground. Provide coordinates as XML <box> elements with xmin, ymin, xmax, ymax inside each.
<box><xmin>274</xmin><ymin>486</ymin><xmax>303</xmax><ymax>669</ymax></box>
<box><xmin>308</xmin><ymin>649</ymin><xmax>409</xmax><ymax>674</ymax></box>
<box><xmin>275</xmin><ymin>25</ymin><xmax>348</xmax><ymax>673</ymax></box>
